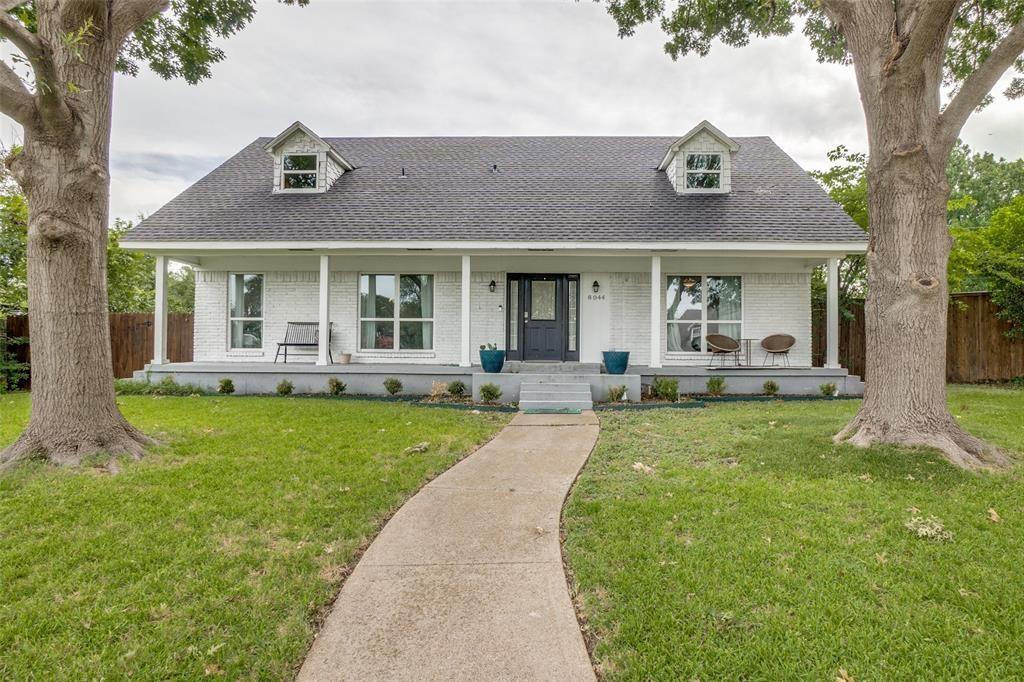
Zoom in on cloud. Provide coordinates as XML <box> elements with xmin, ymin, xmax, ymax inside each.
<box><xmin>3</xmin><ymin>0</ymin><xmax>1022</xmax><ymax>220</ymax></box>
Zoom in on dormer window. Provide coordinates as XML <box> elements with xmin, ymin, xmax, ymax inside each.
<box><xmin>282</xmin><ymin>154</ymin><xmax>318</xmax><ymax>190</ymax></box>
<box><xmin>685</xmin><ymin>153</ymin><xmax>722</xmax><ymax>189</ymax></box>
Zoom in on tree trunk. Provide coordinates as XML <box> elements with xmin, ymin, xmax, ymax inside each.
<box><xmin>1</xmin><ymin>9</ymin><xmax>152</xmax><ymax>468</ymax></box>
<box><xmin>833</xmin><ymin>17</ymin><xmax>1008</xmax><ymax>470</ymax></box>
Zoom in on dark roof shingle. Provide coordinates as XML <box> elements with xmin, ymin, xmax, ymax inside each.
<box><xmin>126</xmin><ymin>136</ymin><xmax>866</xmax><ymax>243</ymax></box>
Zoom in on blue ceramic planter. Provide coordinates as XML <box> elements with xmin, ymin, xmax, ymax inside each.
<box><xmin>479</xmin><ymin>349</ymin><xmax>506</xmax><ymax>373</ymax></box>
<box><xmin>602</xmin><ymin>351</ymin><xmax>630</xmax><ymax>375</ymax></box>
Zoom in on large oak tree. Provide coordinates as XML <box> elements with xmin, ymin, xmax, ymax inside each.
<box><xmin>1</xmin><ymin>0</ymin><xmax>304</xmax><ymax>467</ymax></box>
<box><xmin>602</xmin><ymin>0</ymin><xmax>1024</xmax><ymax>469</ymax></box>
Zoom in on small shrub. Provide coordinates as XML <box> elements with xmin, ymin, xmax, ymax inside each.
<box><xmin>276</xmin><ymin>379</ymin><xmax>294</xmax><ymax>396</ymax></box>
<box><xmin>383</xmin><ymin>377</ymin><xmax>403</xmax><ymax>395</ymax></box>
<box><xmin>447</xmin><ymin>379</ymin><xmax>467</xmax><ymax>397</ymax></box>
<box><xmin>607</xmin><ymin>385</ymin><xmax>627</xmax><ymax>402</ymax></box>
<box><xmin>327</xmin><ymin>377</ymin><xmax>346</xmax><ymax>396</ymax></box>
<box><xmin>651</xmin><ymin>376</ymin><xmax>679</xmax><ymax>401</ymax></box>
<box><xmin>762</xmin><ymin>379</ymin><xmax>779</xmax><ymax>396</ymax></box>
<box><xmin>114</xmin><ymin>377</ymin><xmax>208</xmax><ymax>396</ymax></box>
<box><xmin>706</xmin><ymin>376</ymin><xmax>726</xmax><ymax>396</ymax></box>
<box><xmin>820</xmin><ymin>382</ymin><xmax>838</xmax><ymax>397</ymax></box>
<box><xmin>904</xmin><ymin>515</ymin><xmax>954</xmax><ymax>542</ymax></box>
<box><xmin>1009</xmin><ymin>375</ymin><xmax>1024</xmax><ymax>389</ymax></box>
<box><xmin>217</xmin><ymin>378</ymin><xmax>235</xmax><ymax>395</ymax></box>
<box><xmin>479</xmin><ymin>382</ymin><xmax>502</xmax><ymax>402</ymax></box>
<box><xmin>428</xmin><ymin>380</ymin><xmax>448</xmax><ymax>400</ymax></box>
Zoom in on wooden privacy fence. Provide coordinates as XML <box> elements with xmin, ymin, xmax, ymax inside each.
<box><xmin>3</xmin><ymin>312</ymin><xmax>194</xmax><ymax>383</ymax></box>
<box><xmin>813</xmin><ymin>292</ymin><xmax>1024</xmax><ymax>382</ymax></box>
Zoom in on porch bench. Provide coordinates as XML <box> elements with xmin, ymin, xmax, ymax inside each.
<box><xmin>275</xmin><ymin>322</ymin><xmax>333</xmax><ymax>363</ymax></box>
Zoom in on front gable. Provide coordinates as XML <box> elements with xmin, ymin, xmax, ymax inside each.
<box><xmin>264</xmin><ymin>121</ymin><xmax>354</xmax><ymax>194</ymax></box>
<box><xmin>658</xmin><ymin>121</ymin><xmax>739</xmax><ymax>195</ymax></box>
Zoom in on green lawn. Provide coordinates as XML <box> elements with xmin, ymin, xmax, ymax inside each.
<box><xmin>0</xmin><ymin>394</ymin><xmax>509</xmax><ymax>679</ymax></box>
<box><xmin>563</xmin><ymin>386</ymin><xmax>1023</xmax><ymax>681</ymax></box>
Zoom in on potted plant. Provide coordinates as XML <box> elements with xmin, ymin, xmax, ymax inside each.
<box><xmin>602</xmin><ymin>350</ymin><xmax>630</xmax><ymax>375</ymax></box>
<box><xmin>479</xmin><ymin>343</ymin><xmax>505</xmax><ymax>373</ymax></box>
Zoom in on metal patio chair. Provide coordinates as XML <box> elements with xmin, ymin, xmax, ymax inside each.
<box><xmin>760</xmin><ymin>334</ymin><xmax>796</xmax><ymax>367</ymax></box>
<box><xmin>706</xmin><ymin>333</ymin><xmax>741</xmax><ymax>367</ymax></box>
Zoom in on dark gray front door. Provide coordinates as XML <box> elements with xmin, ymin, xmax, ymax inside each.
<box><xmin>524</xmin><ymin>276</ymin><xmax>563</xmax><ymax>360</ymax></box>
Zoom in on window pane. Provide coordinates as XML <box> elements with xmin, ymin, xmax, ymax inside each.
<box><xmin>568</xmin><ymin>279</ymin><xmax>577</xmax><ymax>352</ymax></box>
<box><xmin>399</xmin><ymin>275</ymin><xmax>433</xmax><ymax>318</ymax></box>
<box><xmin>667</xmin><ymin>322</ymin><xmax>702</xmax><ymax>352</ymax></box>
<box><xmin>686</xmin><ymin>153</ymin><xmax>721</xmax><ymax>170</ymax></box>
<box><xmin>360</xmin><ymin>321</ymin><xmax>394</xmax><ymax>349</ymax></box>
<box><xmin>666</xmin><ymin>275</ymin><xmax>701</xmax><ymax>320</ymax></box>
<box><xmin>229</xmin><ymin>274</ymin><xmax>263</xmax><ymax>318</ymax></box>
<box><xmin>531</xmin><ymin>280</ymin><xmax>556</xmax><ymax>320</ymax></box>
<box><xmin>685</xmin><ymin>172</ymin><xmax>720</xmax><ymax>189</ymax></box>
<box><xmin>708</xmin><ymin>323</ymin><xmax>741</xmax><ymax>341</ymax></box>
<box><xmin>283</xmin><ymin>172</ymin><xmax>317</xmax><ymax>189</ymax></box>
<box><xmin>360</xmin><ymin>275</ymin><xmax>394</xmax><ymax>318</ymax></box>
<box><xmin>399</xmin><ymin>321</ymin><xmax>433</xmax><ymax>350</ymax></box>
<box><xmin>707</xmin><ymin>276</ymin><xmax>742</xmax><ymax>320</ymax></box>
<box><xmin>230</xmin><ymin>320</ymin><xmax>262</xmax><ymax>349</ymax></box>
<box><xmin>508</xmin><ymin>279</ymin><xmax>519</xmax><ymax>351</ymax></box>
<box><xmin>283</xmin><ymin>154</ymin><xmax>317</xmax><ymax>171</ymax></box>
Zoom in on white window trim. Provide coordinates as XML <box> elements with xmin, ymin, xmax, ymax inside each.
<box><xmin>665</xmin><ymin>274</ymin><xmax>744</xmax><ymax>354</ymax></box>
<box><xmin>281</xmin><ymin>153</ymin><xmax>320</xmax><ymax>192</ymax></box>
<box><xmin>358</xmin><ymin>273</ymin><xmax>435</xmax><ymax>352</ymax></box>
<box><xmin>227</xmin><ymin>272</ymin><xmax>265</xmax><ymax>351</ymax></box>
<box><xmin>682</xmin><ymin>152</ymin><xmax>725</xmax><ymax>193</ymax></box>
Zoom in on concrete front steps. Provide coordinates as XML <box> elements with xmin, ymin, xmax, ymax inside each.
<box><xmin>518</xmin><ymin>382</ymin><xmax>593</xmax><ymax>412</ymax></box>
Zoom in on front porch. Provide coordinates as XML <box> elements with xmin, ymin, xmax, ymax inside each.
<box><xmin>136</xmin><ymin>361</ymin><xmax>863</xmax><ymax>401</ymax></box>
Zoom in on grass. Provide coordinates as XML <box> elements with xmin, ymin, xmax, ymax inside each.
<box><xmin>0</xmin><ymin>393</ymin><xmax>509</xmax><ymax>679</ymax></box>
<box><xmin>563</xmin><ymin>385</ymin><xmax>1024</xmax><ymax>681</ymax></box>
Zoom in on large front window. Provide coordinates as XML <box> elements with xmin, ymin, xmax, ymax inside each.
<box><xmin>359</xmin><ymin>274</ymin><xmax>434</xmax><ymax>350</ymax></box>
<box><xmin>666</xmin><ymin>275</ymin><xmax>742</xmax><ymax>352</ymax></box>
<box><xmin>229</xmin><ymin>273</ymin><xmax>264</xmax><ymax>349</ymax></box>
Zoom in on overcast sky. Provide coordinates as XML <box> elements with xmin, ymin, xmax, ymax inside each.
<box><xmin>2</xmin><ymin>0</ymin><xmax>1021</xmax><ymax>221</ymax></box>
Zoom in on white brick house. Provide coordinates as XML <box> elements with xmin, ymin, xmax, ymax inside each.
<box><xmin>123</xmin><ymin>120</ymin><xmax>866</xmax><ymax>398</ymax></box>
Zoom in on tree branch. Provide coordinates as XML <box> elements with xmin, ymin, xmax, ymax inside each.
<box><xmin>0</xmin><ymin>59</ymin><xmax>36</xmax><ymax>125</ymax></box>
<box><xmin>0</xmin><ymin>9</ymin><xmax>75</xmax><ymax>134</ymax></box>
<box><xmin>111</xmin><ymin>0</ymin><xmax>169</xmax><ymax>44</ymax></box>
<box><xmin>0</xmin><ymin>7</ymin><xmax>43</xmax><ymax>59</ymax></box>
<box><xmin>893</xmin><ymin>0</ymin><xmax>960</xmax><ymax>75</ymax></box>
<box><xmin>0</xmin><ymin>0</ymin><xmax>29</xmax><ymax>12</ymax></box>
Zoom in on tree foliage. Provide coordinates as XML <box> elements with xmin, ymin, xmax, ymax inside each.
<box><xmin>946</xmin><ymin>141</ymin><xmax>1024</xmax><ymax>228</ymax></box>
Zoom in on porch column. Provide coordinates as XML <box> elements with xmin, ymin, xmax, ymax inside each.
<box><xmin>460</xmin><ymin>255</ymin><xmax>472</xmax><ymax>367</ymax></box>
<box><xmin>650</xmin><ymin>254</ymin><xmax>662</xmax><ymax>369</ymax></box>
<box><xmin>317</xmin><ymin>254</ymin><xmax>331</xmax><ymax>365</ymax></box>
<box><xmin>152</xmin><ymin>255</ymin><xmax>168</xmax><ymax>365</ymax></box>
<box><xmin>826</xmin><ymin>257</ymin><xmax>840</xmax><ymax>368</ymax></box>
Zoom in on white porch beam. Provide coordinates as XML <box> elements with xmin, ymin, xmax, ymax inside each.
<box><xmin>460</xmin><ymin>255</ymin><xmax>472</xmax><ymax>367</ymax></box>
<box><xmin>650</xmin><ymin>255</ymin><xmax>662</xmax><ymax>369</ymax></box>
<box><xmin>317</xmin><ymin>254</ymin><xmax>331</xmax><ymax>366</ymax></box>
<box><xmin>826</xmin><ymin>257</ymin><xmax>840</xmax><ymax>369</ymax></box>
<box><xmin>152</xmin><ymin>255</ymin><xmax>169</xmax><ymax>365</ymax></box>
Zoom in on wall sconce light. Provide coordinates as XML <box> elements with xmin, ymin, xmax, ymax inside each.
<box><xmin>489</xmin><ymin>280</ymin><xmax>496</xmax><ymax>293</ymax></box>
<box><xmin>592</xmin><ymin>280</ymin><xmax>601</xmax><ymax>293</ymax></box>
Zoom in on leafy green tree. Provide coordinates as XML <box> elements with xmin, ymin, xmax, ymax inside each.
<box><xmin>168</xmin><ymin>266</ymin><xmax>195</xmax><ymax>314</ymax></box>
<box><xmin>599</xmin><ymin>0</ymin><xmax>1024</xmax><ymax>469</ymax></box>
<box><xmin>1</xmin><ymin>0</ymin><xmax>307</xmax><ymax>467</ymax></box>
<box><xmin>947</xmin><ymin>141</ymin><xmax>1024</xmax><ymax>229</ymax></box>
<box><xmin>810</xmin><ymin>146</ymin><xmax>867</xmax><ymax>315</ymax></box>
<box><xmin>107</xmin><ymin>219</ymin><xmax>156</xmax><ymax>313</ymax></box>
<box><xmin>0</xmin><ymin>169</ymin><xmax>28</xmax><ymax>315</ymax></box>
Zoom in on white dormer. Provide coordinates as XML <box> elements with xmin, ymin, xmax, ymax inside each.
<box><xmin>264</xmin><ymin>121</ymin><xmax>354</xmax><ymax>194</ymax></box>
<box><xmin>658</xmin><ymin>120</ymin><xmax>739</xmax><ymax>194</ymax></box>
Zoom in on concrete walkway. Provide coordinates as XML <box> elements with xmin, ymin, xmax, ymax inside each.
<box><xmin>297</xmin><ymin>412</ymin><xmax>599</xmax><ymax>682</ymax></box>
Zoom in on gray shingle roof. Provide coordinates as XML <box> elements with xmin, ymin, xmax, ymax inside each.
<box><xmin>126</xmin><ymin>136</ymin><xmax>866</xmax><ymax>243</ymax></box>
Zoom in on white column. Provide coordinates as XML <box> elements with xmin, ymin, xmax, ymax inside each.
<box><xmin>317</xmin><ymin>254</ymin><xmax>331</xmax><ymax>365</ymax></box>
<box><xmin>460</xmin><ymin>255</ymin><xmax>472</xmax><ymax>367</ymax></box>
<box><xmin>826</xmin><ymin>257</ymin><xmax>840</xmax><ymax>369</ymax></box>
<box><xmin>649</xmin><ymin>254</ymin><xmax>662</xmax><ymax>369</ymax></box>
<box><xmin>152</xmin><ymin>255</ymin><xmax>169</xmax><ymax>365</ymax></box>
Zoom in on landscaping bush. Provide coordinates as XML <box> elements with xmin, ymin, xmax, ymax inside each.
<box><xmin>383</xmin><ymin>377</ymin><xmax>403</xmax><ymax>395</ymax></box>
<box><xmin>428</xmin><ymin>381</ymin><xmax>448</xmax><ymax>400</ymax></box>
<box><xmin>762</xmin><ymin>379</ymin><xmax>779</xmax><ymax>396</ymax></box>
<box><xmin>276</xmin><ymin>379</ymin><xmax>294</xmax><ymax>396</ymax></box>
<box><xmin>479</xmin><ymin>382</ymin><xmax>502</xmax><ymax>402</ymax></box>
<box><xmin>706</xmin><ymin>376</ymin><xmax>726</xmax><ymax>396</ymax></box>
<box><xmin>607</xmin><ymin>385</ymin><xmax>627</xmax><ymax>402</ymax></box>
<box><xmin>820</xmin><ymin>382</ymin><xmax>838</xmax><ymax>397</ymax></box>
<box><xmin>447</xmin><ymin>379</ymin><xmax>467</xmax><ymax>397</ymax></box>
<box><xmin>651</xmin><ymin>376</ymin><xmax>679</xmax><ymax>401</ymax></box>
<box><xmin>327</xmin><ymin>377</ymin><xmax>346</xmax><ymax>396</ymax></box>
<box><xmin>217</xmin><ymin>378</ymin><xmax>235</xmax><ymax>395</ymax></box>
<box><xmin>114</xmin><ymin>376</ymin><xmax>208</xmax><ymax>396</ymax></box>
<box><xmin>0</xmin><ymin>325</ymin><xmax>28</xmax><ymax>393</ymax></box>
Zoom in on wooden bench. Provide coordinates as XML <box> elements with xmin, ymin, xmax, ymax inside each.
<box><xmin>274</xmin><ymin>321</ymin><xmax>333</xmax><ymax>363</ymax></box>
